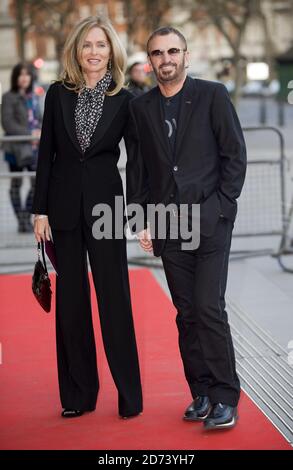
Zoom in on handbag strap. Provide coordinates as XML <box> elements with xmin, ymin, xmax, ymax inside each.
<box><xmin>37</xmin><ymin>241</ymin><xmax>48</xmax><ymax>274</ymax></box>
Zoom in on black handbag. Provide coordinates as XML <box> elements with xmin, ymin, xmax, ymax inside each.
<box><xmin>32</xmin><ymin>241</ymin><xmax>52</xmax><ymax>313</ymax></box>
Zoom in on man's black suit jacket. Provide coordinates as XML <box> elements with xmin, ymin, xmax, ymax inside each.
<box><xmin>125</xmin><ymin>75</ymin><xmax>247</xmax><ymax>257</ymax></box>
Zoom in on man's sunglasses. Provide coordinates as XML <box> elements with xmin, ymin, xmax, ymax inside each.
<box><xmin>149</xmin><ymin>47</ymin><xmax>187</xmax><ymax>58</ymax></box>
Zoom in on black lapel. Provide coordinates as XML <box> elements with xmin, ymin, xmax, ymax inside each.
<box><xmin>145</xmin><ymin>87</ymin><xmax>171</xmax><ymax>161</ymax></box>
<box><xmin>174</xmin><ymin>76</ymin><xmax>199</xmax><ymax>159</ymax></box>
<box><xmin>58</xmin><ymin>84</ymin><xmax>80</xmax><ymax>154</ymax></box>
<box><xmin>58</xmin><ymin>81</ymin><xmax>127</xmax><ymax>157</ymax></box>
<box><xmin>86</xmin><ymin>89</ymin><xmax>126</xmax><ymax>155</ymax></box>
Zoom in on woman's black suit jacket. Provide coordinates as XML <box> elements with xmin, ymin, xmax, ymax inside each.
<box><xmin>32</xmin><ymin>80</ymin><xmax>131</xmax><ymax>230</ymax></box>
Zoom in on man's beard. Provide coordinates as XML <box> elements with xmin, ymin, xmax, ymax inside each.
<box><xmin>154</xmin><ymin>59</ymin><xmax>185</xmax><ymax>84</ymax></box>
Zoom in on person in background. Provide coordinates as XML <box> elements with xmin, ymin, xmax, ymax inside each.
<box><xmin>128</xmin><ymin>62</ymin><xmax>151</xmax><ymax>97</ymax></box>
<box><xmin>1</xmin><ymin>63</ymin><xmax>42</xmax><ymax>233</ymax></box>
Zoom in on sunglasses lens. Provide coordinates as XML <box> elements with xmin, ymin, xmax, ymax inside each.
<box><xmin>150</xmin><ymin>48</ymin><xmax>185</xmax><ymax>57</ymax></box>
<box><xmin>168</xmin><ymin>48</ymin><xmax>180</xmax><ymax>55</ymax></box>
<box><xmin>151</xmin><ymin>50</ymin><xmax>161</xmax><ymax>57</ymax></box>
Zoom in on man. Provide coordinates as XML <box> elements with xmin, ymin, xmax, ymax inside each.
<box><xmin>125</xmin><ymin>27</ymin><xmax>246</xmax><ymax>430</ymax></box>
<box><xmin>128</xmin><ymin>62</ymin><xmax>151</xmax><ymax>97</ymax></box>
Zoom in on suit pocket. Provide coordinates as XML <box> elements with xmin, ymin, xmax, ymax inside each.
<box><xmin>202</xmin><ymin>184</ymin><xmax>217</xmax><ymax>200</ymax></box>
<box><xmin>200</xmin><ymin>190</ymin><xmax>221</xmax><ymax>237</ymax></box>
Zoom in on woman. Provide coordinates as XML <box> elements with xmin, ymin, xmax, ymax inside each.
<box><xmin>1</xmin><ymin>63</ymin><xmax>42</xmax><ymax>233</ymax></box>
<box><xmin>32</xmin><ymin>16</ymin><xmax>143</xmax><ymax>419</ymax></box>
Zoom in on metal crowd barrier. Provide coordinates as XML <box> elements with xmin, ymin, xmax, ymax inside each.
<box><xmin>234</xmin><ymin>127</ymin><xmax>293</xmax><ymax>272</ymax></box>
<box><xmin>275</xmin><ymin>192</ymin><xmax>293</xmax><ymax>273</ymax></box>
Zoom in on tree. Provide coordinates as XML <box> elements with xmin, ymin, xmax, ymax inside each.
<box><xmin>124</xmin><ymin>0</ymin><xmax>172</xmax><ymax>54</ymax></box>
<box><xmin>190</xmin><ymin>0</ymin><xmax>277</xmax><ymax>106</ymax></box>
<box><xmin>13</xmin><ymin>0</ymin><xmax>78</xmax><ymax>69</ymax></box>
<box><xmin>197</xmin><ymin>0</ymin><xmax>253</xmax><ymax>105</ymax></box>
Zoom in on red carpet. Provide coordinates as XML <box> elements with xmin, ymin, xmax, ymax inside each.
<box><xmin>0</xmin><ymin>268</ymin><xmax>291</xmax><ymax>450</ymax></box>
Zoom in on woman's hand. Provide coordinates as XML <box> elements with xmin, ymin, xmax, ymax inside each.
<box><xmin>34</xmin><ymin>216</ymin><xmax>51</xmax><ymax>243</ymax></box>
<box><xmin>137</xmin><ymin>227</ymin><xmax>153</xmax><ymax>253</ymax></box>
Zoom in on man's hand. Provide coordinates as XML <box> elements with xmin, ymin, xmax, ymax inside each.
<box><xmin>34</xmin><ymin>216</ymin><xmax>51</xmax><ymax>243</ymax></box>
<box><xmin>137</xmin><ymin>227</ymin><xmax>153</xmax><ymax>253</ymax></box>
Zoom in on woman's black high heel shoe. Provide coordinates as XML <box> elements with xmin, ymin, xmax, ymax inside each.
<box><xmin>61</xmin><ymin>409</ymin><xmax>84</xmax><ymax>418</ymax></box>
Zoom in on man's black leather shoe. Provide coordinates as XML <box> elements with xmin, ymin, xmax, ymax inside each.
<box><xmin>183</xmin><ymin>396</ymin><xmax>212</xmax><ymax>421</ymax></box>
<box><xmin>120</xmin><ymin>412</ymin><xmax>142</xmax><ymax>420</ymax></box>
<box><xmin>204</xmin><ymin>403</ymin><xmax>238</xmax><ymax>430</ymax></box>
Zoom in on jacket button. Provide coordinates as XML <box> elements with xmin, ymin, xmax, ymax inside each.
<box><xmin>173</xmin><ymin>166</ymin><xmax>178</xmax><ymax>172</ymax></box>
<box><xmin>170</xmin><ymin>193</ymin><xmax>174</xmax><ymax>198</ymax></box>
<box><xmin>79</xmin><ymin>157</ymin><xmax>84</xmax><ymax>162</ymax></box>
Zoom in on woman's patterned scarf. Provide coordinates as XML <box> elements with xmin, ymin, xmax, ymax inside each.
<box><xmin>75</xmin><ymin>70</ymin><xmax>112</xmax><ymax>154</ymax></box>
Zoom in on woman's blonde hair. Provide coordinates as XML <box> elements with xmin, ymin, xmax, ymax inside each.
<box><xmin>59</xmin><ymin>16</ymin><xmax>127</xmax><ymax>95</ymax></box>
